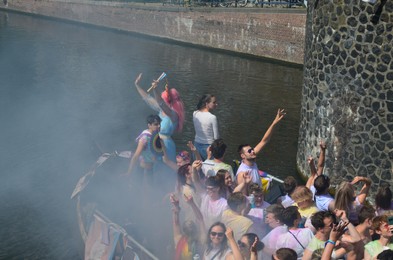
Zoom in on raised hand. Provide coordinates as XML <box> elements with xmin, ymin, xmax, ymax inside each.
<box><xmin>273</xmin><ymin>108</ymin><xmax>286</xmax><ymax>124</ymax></box>
<box><xmin>135</xmin><ymin>73</ymin><xmax>142</xmax><ymax>86</ymax></box>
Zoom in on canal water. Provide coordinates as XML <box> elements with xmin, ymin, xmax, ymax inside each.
<box><xmin>0</xmin><ymin>10</ymin><xmax>303</xmax><ymax>259</ymax></box>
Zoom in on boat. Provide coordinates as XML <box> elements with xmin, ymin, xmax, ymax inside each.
<box><xmin>71</xmin><ymin>151</ymin><xmax>160</xmax><ymax>260</ymax></box>
<box><xmin>71</xmin><ymin>152</ymin><xmax>285</xmax><ymax>260</ymax></box>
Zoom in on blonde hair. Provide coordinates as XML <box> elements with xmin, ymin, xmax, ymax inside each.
<box><xmin>334</xmin><ymin>182</ymin><xmax>355</xmax><ymax>216</ymax></box>
<box><xmin>291</xmin><ymin>186</ymin><xmax>313</xmax><ymax>203</ymax></box>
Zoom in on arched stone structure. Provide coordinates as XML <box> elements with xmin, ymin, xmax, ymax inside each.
<box><xmin>297</xmin><ymin>0</ymin><xmax>393</xmax><ymax>193</ymax></box>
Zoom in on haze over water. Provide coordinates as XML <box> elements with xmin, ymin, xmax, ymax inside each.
<box><xmin>0</xmin><ymin>10</ymin><xmax>303</xmax><ymax>259</ymax></box>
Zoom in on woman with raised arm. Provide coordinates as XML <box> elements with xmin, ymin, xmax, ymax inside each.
<box><xmin>134</xmin><ymin>73</ymin><xmax>185</xmax><ymax>163</ymax></box>
<box><xmin>334</xmin><ymin>176</ymin><xmax>371</xmax><ymax>225</ymax></box>
<box><xmin>203</xmin><ymin>222</ymin><xmax>235</xmax><ymax>260</ymax></box>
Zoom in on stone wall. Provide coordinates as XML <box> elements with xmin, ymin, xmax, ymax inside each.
<box><xmin>297</xmin><ymin>0</ymin><xmax>393</xmax><ymax>192</ymax></box>
<box><xmin>2</xmin><ymin>0</ymin><xmax>306</xmax><ymax>64</ymax></box>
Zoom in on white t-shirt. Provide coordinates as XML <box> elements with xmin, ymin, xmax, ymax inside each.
<box><xmin>193</xmin><ymin>110</ymin><xmax>219</xmax><ymax>144</ymax></box>
<box><xmin>200</xmin><ymin>194</ymin><xmax>228</xmax><ymax>229</ymax></box>
<box><xmin>202</xmin><ymin>160</ymin><xmax>235</xmax><ymax>181</ymax></box>
<box><xmin>260</xmin><ymin>226</ymin><xmax>288</xmax><ymax>259</ymax></box>
<box><xmin>276</xmin><ymin>228</ymin><xmax>314</xmax><ymax>259</ymax></box>
<box><xmin>236</xmin><ymin>162</ymin><xmax>261</xmax><ymax>186</ymax></box>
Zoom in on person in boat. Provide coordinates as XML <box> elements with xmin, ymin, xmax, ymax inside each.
<box><xmin>290</xmin><ymin>185</ymin><xmax>319</xmax><ymax>231</ymax></box>
<box><xmin>364</xmin><ymin>215</ymin><xmax>393</xmax><ymax>260</ymax></box>
<box><xmin>275</xmin><ymin>206</ymin><xmax>314</xmax><ymax>259</ymax></box>
<box><xmin>277</xmin><ymin>176</ymin><xmax>298</xmax><ymax>208</ymax></box>
<box><xmin>176</xmin><ymin>162</ymin><xmax>202</xmax><ymax>223</ymax></box>
<box><xmin>203</xmin><ymin>222</ymin><xmax>234</xmax><ymax>260</ymax></box>
<box><xmin>201</xmin><ymin>138</ymin><xmax>235</xmax><ymax>182</ymax></box>
<box><xmin>193</xmin><ymin>94</ymin><xmax>219</xmax><ymax>161</ymax></box>
<box><xmin>334</xmin><ymin>176</ymin><xmax>371</xmax><ymax>225</ymax></box>
<box><xmin>163</xmin><ymin>141</ymin><xmax>202</xmax><ymax>171</ymax></box>
<box><xmin>237</xmin><ymin>233</ymin><xmax>264</xmax><ymax>260</ymax></box>
<box><xmin>216</xmin><ymin>169</ymin><xmax>235</xmax><ymax>199</ymax></box>
<box><xmin>170</xmin><ymin>193</ymin><xmax>204</xmax><ymax>260</ymax></box>
<box><xmin>126</xmin><ymin>114</ymin><xmax>161</xmax><ymax>179</ymax></box>
<box><xmin>134</xmin><ymin>73</ymin><xmax>185</xmax><ymax>163</ymax></box>
<box><xmin>375</xmin><ymin>184</ymin><xmax>393</xmax><ymax>217</ymax></box>
<box><xmin>236</xmin><ymin>109</ymin><xmax>286</xmax><ymax>187</ymax></box>
<box><xmin>273</xmin><ymin>248</ymin><xmax>298</xmax><ymax>260</ymax></box>
<box><xmin>191</xmin><ymin>161</ymin><xmax>228</xmax><ymax>229</ymax></box>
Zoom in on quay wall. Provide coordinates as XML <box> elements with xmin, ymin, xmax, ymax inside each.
<box><xmin>2</xmin><ymin>0</ymin><xmax>306</xmax><ymax>64</ymax></box>
<box><xmin>297</xmin><ymin>0</ymin><xmax>393</xmax><ymax>193</ymax></box>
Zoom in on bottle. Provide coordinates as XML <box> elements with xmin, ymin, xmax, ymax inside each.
<box><xmin>249</xmin><ymin>194</ymin><xmax>255</xmax><ymax>208</ymax></box>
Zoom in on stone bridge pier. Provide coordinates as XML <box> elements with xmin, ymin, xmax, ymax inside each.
<box><xmin>297</xmin><ymin>0</ymin><xmax>393</xmax><ymax>194</ymax></box>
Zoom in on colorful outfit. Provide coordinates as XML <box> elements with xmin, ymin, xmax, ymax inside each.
<box><xmin>159</xmin><ymin>110</ymin><xmax>178</xmax><ymax>162</ymax></box>
<box><xmin>193</xmin><ymin>110</ymin><xmax>219</xmax><ymax>160</ymax></box>
<box><xmin>175</xmin><ymin>236</ymin><xmax>201</xmax><ymax>260</ymax></box>
<box><xmin>135</xmin><ymin>130</ymin><xmax>155</xmax><ymax>164</ymax></box>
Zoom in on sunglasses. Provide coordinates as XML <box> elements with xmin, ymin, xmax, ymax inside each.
<box><xmin>237</xmin><ymin>240</ymin><xmax>248</xmax><ymax>248</ymax></box>
<box><xmin>210</xmin><ymin>232</ymin><xmax>224</xmax><ymax>237</ymax></box>
<box><xmin>247</xmin><ymin>148</ymin><xmax>254</xmax><ymax>154</ymax></box>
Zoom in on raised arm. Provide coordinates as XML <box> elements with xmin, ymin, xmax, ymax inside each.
<box><xmin>306</xmin><ymin>156</ymin><xmax>317</xmax><ymax>189</ymax></box>
<box><xmin>184</xmin><ymin>194</ymin><xmax>206</xmax><ymax>242</ymax></box>
<box><xmin>351</xmin><ymin>176</ymin><xmax>372</xmax><ymax>205</ymax></box>
<box><xmin>321</xmin><ymin>220</ymin><xmax>349</xmax><ymax>260</ymax></box>
<box><xmin>234</xmin><ymin>171</ymin><xmax>252</xmax><ymax>195</ymax></box>
<box><xmin>170</xmin><ymin>194</ymin><xmax>182</xmax><ymax>245</ymax></box>
<box><xmin>134</xmin><ymin>73</ymin><xmax>160</xmax><ymax>112</ymax></box>
<box><xmin>191</xmin><ymin>160</ymin><xmax>205</xmax><ymax>194</ymax></box>
<box><xmin>187</xmin><ymin>141</ymin><xmax>202</xmax><ymax>161</ymax></box>
<box><xmin>152</xmin><ymin>84</ymin><xmax>178</xmax><ymax>124</ymax></box>
<box><xmin>334</xmin><ymin>209</ymin><xmax>361</xmax><ymax>243</ymax></box>
<box><xmin>225</xmin><ymin>228</ymin><xmax>243</xmax><ymax>260</ymax></box>
<box><xmin>317</xmin><ymin>141</ymin><xmax>326</xmax><ymax>175</ymax></box>
<box><xmin>254</xmin><ymin>109</ymin><xmax>286</xmax><ymax>155</ymax></box>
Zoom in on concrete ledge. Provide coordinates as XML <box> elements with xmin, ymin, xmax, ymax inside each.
<box><xmin>2</xmin><ymin>0</ymin><xmax>306</xmax><ymax>64</ymax></box>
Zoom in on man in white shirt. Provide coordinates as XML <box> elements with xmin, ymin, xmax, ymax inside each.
<box><xmin>236</xmin><ymin>109</ymin><xmax>286</xmax><ymax>186</ymax></box>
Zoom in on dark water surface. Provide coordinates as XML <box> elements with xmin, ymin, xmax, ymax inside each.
<box><xmin>0</xmin><ymin>11</ymin><xmax>303</xmax><ymax>259</ymax></box>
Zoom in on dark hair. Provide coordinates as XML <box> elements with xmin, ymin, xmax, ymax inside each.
<box><xmin>197</xmin><ymin>94</ymin><xmax>215</xmax><ymax>110</ymax></box>
<box><xmin>205</xmin><ymin>222</ymin><xmax>228</xmax><ymax>257</ymax></box>
<box><xmin>205</xmin><ymin>176</ymin><xmax>221</xmax><ymax>188</ymax></box>
<box><xmin>210</xmin><ymin>139</ymin><xmax>227</xmax><ymax>159</ymax></box>
<box><xmin>265</xmin><ymin>204</ymin><xmax>284</xmax><ymax>220</ymax></box>
<box><xmin>377</xmin><ymin>249</ymin><xmax>393</xmax><ymax>260</ymax></box>
<box><xmin>237</xmin><ymin>144</ymin><xmax>250</xmax><ymax>155</ymax></box>
<box><xmin>282</xmin><ymin>176</ymin><xmax>297</xmax><ymax>195</ymax></box>
<box><xmin>274</xmin><ymin>248</ymin><xmax>298</xmax><ymax>260</ymax></box>
<box><xmin>280</xmin><ymin>206</ymin><xmax>300</xmax><ymax>228</ymax></box>
<box><xmin>227</xmin><ymin>192</ymin><xmax>247</xmax><ymax>212</ymax></box>
<box><xmin>177</xmin><ymin>163</ymin><xmax>191</xmax><ymax>187</ymax></box>
<box><xmin>375</xmin><ymin>184</ymin><xmax>392</xmax><ymax>210</ymax></box>
<box><xmin>311</xmin><ymin>211</ymin><xmax>336</xmax><ymax>230</ymax></box>
<box><xmin>314</xmin><ymin>175</ymin><xmax>330</xmax><ymax>195</ymax></box>
<box><xmin>146</xmin><ymin>114</ymin><xmax>161</xmax><ymax>125</ymax></box>
<box><xmin>216</xmin><ymin>170</ymin><xmax>232</xmax><ymax>198</ymax></box>
<box><xmin>358</xmin><ymin>204</ymin><xmax>376</xmax><ymax>224</ymax></box>
<box><xmin>242</xmin><ymin>233</ymin><xmax>264</xmax><ymax>251</ymax></box>
<box><xmin>248</xmin><ymin>183</ymin><xmax>263</xmax><ymax>195</ymax></box>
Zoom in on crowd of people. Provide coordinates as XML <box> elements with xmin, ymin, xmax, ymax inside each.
<box><xmin>126</xmin><ymin>74</ymin><xmax>393</xmax><ymax>260</ymax></box>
